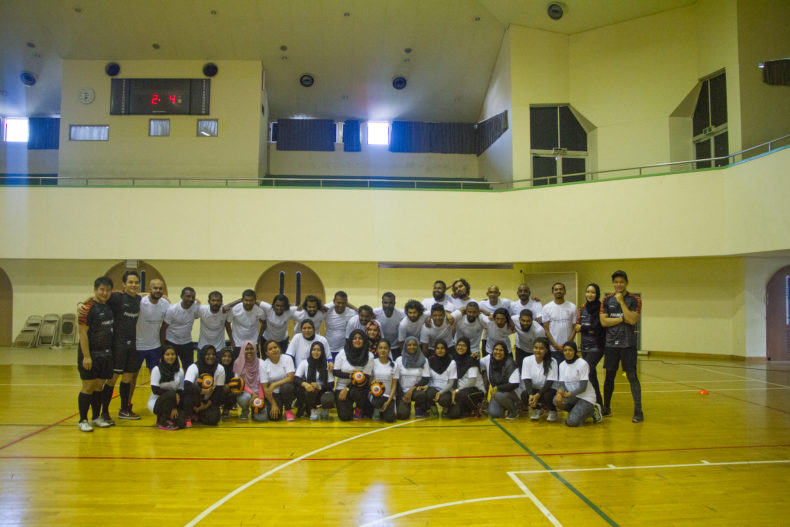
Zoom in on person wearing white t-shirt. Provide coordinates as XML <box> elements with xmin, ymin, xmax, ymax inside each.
<box><xmin>136</xmin><ymin>279</ymin><xmax>170</xmax><ymax>372</ymax></box>
<box><xmin>412</xmin><ymin>341</ymin><xmax>457</xmax><ymax>416</ymax></box>
<box><xmin>344</xmin><ymin>305</ymin><xmax>380</xmax><ymax>337</ymax></box>
<box><xmin>286</xmin><ymin>319</ymin><xmax>331</xmax><ymax>369</ymax></box>
<box><xmin>449</xmin><ymin>302</ymin><xmax>488</xmax><ymax>357</ymax></box>
<box><xmin>483</xmin><ymin>342</ymin><xmax>521</xmax><ymax>419</ymax></box>
<box><xmin>182</xmin><ymin>345</ymin><xmax>226</xmax><ymax>426</ymax></box>
<box><xmin>422</xmin><ymin>280</ymin><xmax>453</xmax><ymax>313</ymax></box>
<box><xmin>328</xmin><ymin>329</ymin><xmax>374</xmax><ymax>421</ymax></box>
<box><xmin>225</xmin><ymin>290</ymin><xmax>266</xmax><ymax>357</ymax></box>
<box><xmin>373</xmin><ymin>292</ymin><xmax>405</xmax><ymax>357</ymax></box>
<box><xmin>420</xmin><ymin>304</ymin><xmax>455</xmax><ymax>356</ymax></box>
<box><xmin>512</xmin><ymin>309</ymin><xmax>546</xmax><ymax>369</ymax></box>
<box><xmin>324</xmin><ymin>291</ymin><xmax>357</xmax><ymax>359</ymax></box>
<box><xmin>198</xmin><ymin>291</ymin><xmax>231</xmax><ymax>351</ymax></box>
<box><xmin>554</xmin><ymin>341</ymin><xmax>602</xmax><ymax>427</ymax></box>
<box><xmin>448</xmin><ymin>337</ymin><xmax>485</xmax><ymax>418</ymax></box>
<box><xmin>162</xmin><ymin>287</ymin><xmax>201</xmax><ymax>368</ymax></box>
<box><xmin>483</xmin><ymin>308</ymin><xmax>515</xmax><ymax>357</ymax></box>
<box><xmin>509</xmin><ymin>284</ymin><xmax>544</xmax><ymax>323</ymax></box>
<box><xmin>541</xmin><ymin>282</ymin><xmax>577</xmax><ymax>361</ymax></box>
<box><xmin>521</xmin><ymin>337</ymin><xmax>558</xmax><ymax>422</ymax></box>
<box><xmin>446</xmin><ymin>278</ymin><xmax>476</xmax><ymax>311</ymax></box>
<box><xmin>370</xmin><ymin>340</ymin><xmax>398</xmax><ymax>423</ymax></box>
<box><xmin>295</xmin><ymin>341</ymin><xmax>334</xmax><ymax>420</ymax></box>
<box><xmin>292</xmin><ymin>295</ymin><xmax>327</xmax><ymax>334</ymax></box>
<box><xmin>148</xmin><ymin>346</ymin><xmax>186</xmax><ymax>430</ymax></box>
<box><xmin>261</xmin><ymin>341</ymin><xmax>296</xmax><ymax>422</ymax></box>
<box><xmin>479</xmin><ymin>285</ymin><xmax>512</xmax><ymax>316</ymax></box>
<box><xmin>259</xmin><ymin>294</ymin><xmax>298</xmax><ymax>352</ymax></box>
<box><xmin>397</xmin><ymin>300</ymin><xmax>426</xmax><ymax>350</ymax></box>
<box><xmin>395</xmin><ymin>336</ymin><xmax>431</xmax><ymax>420</ymax></box>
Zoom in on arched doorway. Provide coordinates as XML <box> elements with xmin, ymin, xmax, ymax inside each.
<box><xmin>103</xmin><ymin>260</ymin><xmax>168</xmax><ymax>296</ymax></box>
<box><xmin>766</xmin><ymin>265</ymin><xmax>790</xmax><ymax>361</ymax></box>
<box><xmin>255</xmin><ymin>262</ymin><xmax>325</xmax><ymax>308</ymax></box>
<box><xmin>0</xmin><ymin>268</ymin><xmax>12</xmax><ymax>346</ymax></box>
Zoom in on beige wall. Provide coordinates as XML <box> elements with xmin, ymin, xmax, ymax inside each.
<box><xmin>0</xmin><ymin>143</ymin><xmax>58</xmax><ymax>175</ymax></box>
<box><xmin>58</xmin><ymin>60</ymin><xmax>263</xmax><ymax>181</ymax></box>
<box><xmin>477</xmin><ymin>28</ymin><xmax>513</xmax><ymax>184</ymax></box>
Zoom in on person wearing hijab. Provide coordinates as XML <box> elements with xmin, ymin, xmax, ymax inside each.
<box><xmin>217</xmin><ymin>347</ymin><xmax>237</xmax><ymax>420</ymax></box>
<box><xmin>448</xmin><ymin>337</ymin><xmax>485</xmax><ymax>419</ymax></box>
<box><xmin>328</xmin><ymin>329</ymin><xmax>374</xmax><ymax>421</ymax></box>
<box><xmin>366</xmin><ymin>321</ymin><xmax>382</xmax><ymax>354</ymax></box>
<box><xmin>394</xmin><ymin>336</ymin><xmax>431</xmax><ymax>420</ymax></box>
<box><xmin>148</xmin><ymin>346</ymin><xmax>186</xmax><ymax>430</ymax></box>
<box><xmin>574</xmin><ymin>283</ymin><xmax>604</xmax><ymax>405</ymax></box>
<box><xmin>285</xmin><ymin>319</ymin><xmax>330</xmax><ymax>370</ymax></box>
<box><xmin>413</xmin><ymin>340</ymin><xmax>457</xmax><ymax>417</ymax></box>
<box><xmin>233</xmin><ymin>340</ymin><xmax>267</xmax><ymax>422</ymax></box>
<box><xmin>182</xmin><ymin>345</ymin><xmax>225</xmax><ymax>426</ymax></box>
<box><xmin>261</xmin><ymin>340</ymin><xmax>296</xmax><ymax>422</ymax></box>
<box><xmin>483</xmin><ymin>341</ymin><xmax>521</xmax><ymax>419</ymax></box>
<box><xmin>370</xmin><ymin>340</ymin><xmax>398</xmax><ymax>423</ymax></box>
<box><xmin>554</xmin><ymin>341</ymin><xmax>603</xmax><ymax>427</ymax></box>
<box><xmin>521</xmin><ymin>337</ymin><xmax>559</xmax><ymax>422</ymax></box>
<box><xmin>295</xmin><ymin>341</ymin><xmax>334</xmax><ymax>420</ymax></box>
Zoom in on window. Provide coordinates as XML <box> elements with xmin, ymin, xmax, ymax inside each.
<box><xmin>149</xmin><ymin>119</ymin><xmax>170</xmax><ymax>137</ymax></box>
<box><xmin>530</xmin><ymin>105</ymin><xmax>588</xmax><ymax>186</ymax></box>
<box><xmin>197</xmin><ymin>119</ymin><xmax>218</xmax><ymax>137</ymax></box>
<box><xmin>367</xmin><ymin>122</ymin><xmax>389</xmax><ymax>145</ymax></box>
<box><xmin>693</xmin><ymin>71</ymin><xmax>728</xmax><ymax>169</ymax></box>
<box><xmin>269</xmin><ymin>121</ymin><xmax>278</xmax><ymax>142</ymax></box>
<box><xmin>69</xmin><ymin>125</ymin><xmax>109</xmax><ymax>141</ymax></box>
<box><xmin>3</xmin><ymin>118</ymin><xmax>29</xmax><ymax>142</ymax></box>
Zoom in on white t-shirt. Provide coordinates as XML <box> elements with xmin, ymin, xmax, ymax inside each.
<box><xmin>260</xmin><ymin>354</ymin><xmax>295</xmax><ymax>394</ymax></box>
<box><xmin>286</xmin><ymin>334</ymin><xmax>330</xmax><ymax>368</ymax></box>
<box><xmin>293</xmin><ymin>308</ymin><xmax>327</xmax><ymax>334</ymax></box>
<box><xmin>428</xmin><ymin>360</ymin><xmax>457</xmax><ymax>391</ymax></box>
<box><xmin>509</xmin><ymin>298</ymin><xmax>544</xmax><ymax>322</ymax></box>
<box><xmin>137</xmin><ymin>296</ymin><xmax>170</xmax><ymax>350</ymax></box>
<box><xmin>147</xmin><ymin>366</ymin><xmax>184</xmax><ymax>412</ymax></box>
<box><xmin>372</xmin><ymin>359</ymin><xmax>399</xmax><ymax>397</ymax></box>
<box><xmin>446</xmin><ymin>297</ymin><xmax>476</xmax><ymax>312</ymax></box>
<box><xmin>559</xmin><ymin>358</ymin><xmax>596</xmax><ymax>405</ymax></box>
<box><xmin>184</xmin><ymin>362</ymin><xmax>227</xmax><ymax>402</ymax></box>
<box><xmin>229</xmin><ymin>303</ymin><xmax>266</xmax><ymax>347</ymax></box>
<box><xmin>542</xmin><ymin>301</ymin><xmax>577</xmax><ymax>351</ymax></box>
<box><xmin>456</xmin><ymin>363</ymin><xmax>485</xmax><ymax>392</ymax></box>
<box><xmin>422</xmin><ymin>296</ymin><xmax>453</xmax><ymax>313</ymax></box>
<box><xmin>484</xmin><ymin>319</ymin><xmax>514</xmax><ymax>355</ymax></box>
<box><xmin>294</xmin><ymin>360</ymin><xmax>334</xmax><ymax>389</ymax></box>
<box><xmin>394</xmin><ymin>356</ymin><xmax>430</xmax><ymax>391</ymax></box>
<box><xmin>198</xmin><ymin>305</ymin><xmax>231</xmax><ymax>350</ymax></box>
<box><xmin>479</xmin><ymin>298</ymin><xmax>512</xmax><ymax>316</ymax></box>
<box><xmin>397</xmin><ymin>315</ymin><xmax>426</xmax><ymax>343</ymax></box>
<box><xmin>164</xmin><ymin>302</ymin><xmax>201</xmax><ymax>345</ymax></box>
<box><xmin>451</xmin><ymin>310</ymin><xmax>488</xmax><ymax>354</ymax></box>
<box><xmin>333</xmin><ymin>349</ymin><xmax>374</xmax><ymax>390</ymax></box>
<box><xmin>512</xmin><ymin>317</ymin><xmax>546</xmax><ymax>352</ymax></box>
<box><xmin>373</xmin><ymin>307</ymin><xmax>405</xmax><ymax>346</ymax></box>
<box><xmin>324</xmin><ymin>304</ymin><xmax>357</xmax><ymax>353</ymax></box>
<box><xmin>345</xmin><ymin>315</ymin><xmax>381</xmax><ymax>337</ymax></box>
<box><xmin>260</xmin><ymin>302</ymin><xmax>297</xmax><ymax>342</ymax></box>
<box><xmin>419</xmin><ymin>320</ymin><xmax>454</xmax><ymax>350</ymax></box>
<box><xmin>521</xmin><ymin>355</ymin><xmax>558</xmax><ymax>390</ymax></box>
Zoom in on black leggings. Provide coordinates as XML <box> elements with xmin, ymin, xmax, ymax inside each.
<box><xmin>520</xmin><ymin>388</ymin><xmax>557</xmax><ymax>411</ymax></box>
<box><xmin>152</xmin><ymin>390</ymin><xmax>186</xmax><ymax>428</ymax></box>
<box><xmin>181</xmin><ymin>383</ymin><xmax>221</xmax><ymax>425</ymax></box>
<box><xmin>582</xmin><ymin>350</ymin><xmax>603</xmax><ymax>405</ymax></box>
<box><xmin>268</xmin><ymin>383</ymin><xmax>297</xmax><ymax>421</ymax></box>
<box><xmin>413</xmin><ymin>387</ymin><xmax>452</xmax><ymax>412</ymax></box>
<box><xmin>448</xmin><ymin>387</ymin><xmax>484</xmax><ymax>419</ymax></box>
<box><xmin>296</xmin><ymin>384</ymin><xmax>331</xmax><ymax>413</ymax></box>
<box><xmin>371</xmin><ymin>394</ymin><xmax>397</xmax><ymax>423</ymax></box>
<box><xmin>330</xmin><ymin>386</ymin><xmax>370</xmax><ymax>421</ymax></box>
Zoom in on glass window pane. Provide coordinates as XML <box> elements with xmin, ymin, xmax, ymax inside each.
<box><xmin>693</xmin><ymin>80</ymin><xmax>710</xmax><ymax>136</ymax></box>
<box><xmin>4</xmin><ymin>118</ymin><xmax>29</xmax><ymax>142</ymax></box>
<box><xmin>367</xmin><ymin>122</ymin><xmax>389</xmax><ymax>145</ymax></box>
<box><xmin>709</xmin><ymin>73</ymin><xmax>727</xmax><ymax>127</ymax></box>
<box><xmin>69</xmin><ymin>125</ymin><xmax>109</xmax><ymax>141</ymax></box>
<box><xmin>149</xmin><ymin>119</ymin><xmax>170</xmax><ymax>137</ymax></box>
<box><xmin>532</xmin><ymin>155</ymin><xmax>557</xmax><ymax>186</ymax></box>
<box><xmin>695</xmin><ymin>140</ymin><xmax>711</xmax><ymax>169</ymax></box>
<box><xmin>714</xmin><ymin>131</ymin><xmax>729</xmax><ymax>167</ymax></box>
<box><xmin>561</xmin><ymin>157</ymin><xmax>586</xmax><ymax>182</ymax></box>
<box><xmin>530</xmin><ymin>107</ymin><xmax>558</xmax><ymax>150</ymax></box>
<box><xmin>559</xmin><ymin>107</ymin><xmax>587</xmax><ymax>151</ymax></box>
<box><xmin>197</xmin><ymin>119</ymin><xmax>218</xmax><ymax>137</ymax></box>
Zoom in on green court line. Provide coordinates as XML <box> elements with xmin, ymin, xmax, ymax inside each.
<box><xmin>490</xmin><ymin>417</ymin><xmax>618</xmax><ymax>527</ymax></box>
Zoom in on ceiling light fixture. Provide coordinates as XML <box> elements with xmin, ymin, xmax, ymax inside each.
<box><xmin>299</xmin><ymin>74</ymin><xmax>315</xmax><ymax>87</ymax></box>
<box><xmin>392</xmin><ymin>76</ymin><xmax>407</xmax><ymax>90</ymax></box>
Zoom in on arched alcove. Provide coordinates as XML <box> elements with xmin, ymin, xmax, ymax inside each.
<box><xmin>766</xmin><ymin>265</ymin><xmax>790</xmax><ymax>361</ymax></box>
<box><xmin>255</xmin><ymin>262</ymin><xmax>325</xmax><ymax>307</ymax></box>
<box><xmin>103</xmin><ymin>260</ymin><xmax>168</xmax><ymax>296</ymax></box>
<box><xmin>0</xmin><ymin>268</ymin><xmax>12</xmax><ymax>346</ymax></box>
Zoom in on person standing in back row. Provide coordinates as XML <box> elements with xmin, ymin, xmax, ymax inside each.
<box><xmin>541</xmin><ymin>282</ymin><xmax>577</xmax><ymax>363</ymax></box>
<box><xmin>600</xmin><ymin>270</ymin><xmax>643</xmax><ymax>423</ymax></box>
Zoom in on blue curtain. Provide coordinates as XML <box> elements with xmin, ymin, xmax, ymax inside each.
<box><xmin>477</xmin><ymin>111</ymin><xmax>508</xmax><ymax>155</ymax></box>
<box><xmin>430</xmin><ymin>122</ymin><xmax>478</xmax><ymax>154</ymax></box>
<box><xmin>276</xmin><ymin>119</ymin><xmax>335</xmax><ymax>151</ymax></box>
<box><xmin>389</xmin><ymin>121</ymin><xmax>431</xmax><ymax>153</ymax></box>
<box><xmin>343</xmin><ymin>120</ymin><xmax>361</xmax><ymax>152</ymax></box>
<box><xmin>27</xmin><ymin>118</ymin><xmax>60</xmax><ymax>150</ymax></box>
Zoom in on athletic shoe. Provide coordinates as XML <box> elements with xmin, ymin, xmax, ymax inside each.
<box><xmin>593</xmin><ymin>403</ymin><xmax>603</xmax><ymax>423</ymax></box>
<box><xmin>602</xmin><ymin>406</ymin><xmax>612</xmax><ymax>418</ymax></box>
<box><xmin>100</xmin><ymin>414</ymin><xmax>116</xmax><ymax>426</ymax></box>
<box><xmin>91</xmin><ymin>416</ymin><xmax>112</xmax><ymax>428</ymax></box>
<box><xmin>414</xmin><ymin>407</ymin><xmax>425</xmax><ymax>418</ymax></box>
<box><xmin>157</xmin><ymin>423</ymin><xmax>178</xmax><ymax>431</ymax></box>
<box><xmin>372</xmin><ymin>409</ymin><xmax>381</xmax><ymax>420</ymax></box>
<box><xmin>185</xmin><ymin>419</ymin><xmax>193</xmax><ymax>428</ymax></box>
<box><xmin>505</xmin><ymin>409</ymin><xmax>520</xmax><ymax>420</ymax></box>
<box><xmin>310</xmin><ymin>409</ymin><xmax>319</xmax><ymax>421</ymax></box>
<box><xmin>285</xmin><ymin>410</ymin><xmax>295</xmax><ymax>422</ymax></box>
<box><xmin>353</xmin><ymin>408</ymin><xmax>363</xmax><ymax>420</ymax></box>
<box><xmin>529</xmin><ymin>408</ymin><xmax>541</xmax><ymax>421</ymax></box>
<box><xmin>546</xmin><ymin>411</ymin><xmax>558</xmax><ymax>422</ymax></box>
<box><xmin>78</xmin><ymin>419</ymin><xmax>94</xmax><ymax>432</ymax></box>
<box><xmin>632</xmin><ymin>410</ymin><xmax>644</xmax><ymax>423</ymax></box>
<box><xmin>118</xmin><ymin>407</ymin><xmax>140</xmax><ymax>420</ymax></box>
<box><xmin>320</xmin><ymin>408</ymin><xmax>329</xmax><ymax>420</ymax></box>
<box><xmin>239</xmin><ymin>412</ymin><xmax>249</xmax><ymax>421</ymax></box>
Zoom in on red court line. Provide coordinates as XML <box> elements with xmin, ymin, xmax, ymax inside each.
<box><xmin>1</xmin><ymin>443</ymin><xmax>787</xmax><ymax>462</ymax></box>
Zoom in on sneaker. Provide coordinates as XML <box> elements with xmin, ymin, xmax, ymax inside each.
<box><xmin>100</xmin><ymin>414</ymin><xmax>116</xmax><ymax>427</ymax></box>
<box><xmin>593</xmin><ymin>403</ymin><xmax>603</xmax><ymax>423</ymax></box>
<box><xmin>157</xmin><ymin>422</ymin><xmax>178</xmax><ymax>431</ymax></box>
<box><xmin>546</xmin><ymin>411</ymin><xmax>558</xmax><ymax>422</ymax></box>
<box><xmin>310</xmin><ymin>409</ymin><xmax>319</xmax><ymax>421</ymax></box>
<box><xmin>320</xmin><ymin>408</ymin><xmax>329</xmax><ymax>420</ymax></box>
<box><xmin>239</xmin><ymin>412</ymin><xmax>249</xmax><ymax>421</ymax></box>
<box><xmin>505</xmin><ymin>409</ymin><xmax>520</xmax><ymax>420</ymax></box>
<box><xmin>602</xmin><ymin>406</ymin><xmax>612</xmax><ymax>418</ymax></box>
<box><xmin>92</xmin><ymin>416</ymin><xmax>112</xmax><ymax>428</ymax></box>
<box><xmin>78</xmin><ymin>419</ymin><xmax>94</xmax><ymax>432</ymax></box>
<box><xmin>632</xmin><ymin>410</ymin><xmax>644</xmax><ymax>423</ymax></box>
<box><xmin>353</xmin><ymin>408</ymin><xmax>363</xmax><ymax>420</ymax></box>
<box><xmin>118</xmin><ymin>406</ymin><xmax>141</xmax><ymax>420</ymax></box>
<box><xmin>285</xmin><ymin>410</ymin><xmax>295</xmax><ymax>422</ymax></box>
<box><xmin>529</xmin><ymin>408</ymin><xmax>541</xmax><ymax>421</ymax></box>
<box><xmin>185</xmin><ymin>419</ymin><xmax>193</xmax><ymax>428</ymax></box>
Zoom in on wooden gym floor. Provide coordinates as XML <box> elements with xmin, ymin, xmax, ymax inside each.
<box><xmin>0</xmin><ymin>346</ymin><xmax>788</xmax><ymax>526</ymax></box>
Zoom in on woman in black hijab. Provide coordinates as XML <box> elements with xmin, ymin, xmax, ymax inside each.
<box><xmin>329</xmin><ymin>329</ymin><xmax>373</xmax><ymax>421</ymax></box>
<box><xmin>574</xmin><ymin>283</ymin><xmax>604</xmax><ymax>405</ymax></box>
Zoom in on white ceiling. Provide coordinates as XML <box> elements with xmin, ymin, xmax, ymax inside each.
<box><xmin>0</xmin><ymin>0</ymin><xmax>695</xmax><ymax>122</ymax></box>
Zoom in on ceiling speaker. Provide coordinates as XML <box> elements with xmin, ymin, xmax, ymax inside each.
<box><xmin>547</xmin><ymin>3</ymin><xmax>564</xmax><ymax>20</ymax></box>
<box><xmin>203</xmin><ymin>63</ymin><xmax>218</xmax><ymax>77</ymax></box>
<box><xmin>105</xmin><ymin>62</ymin><xmax>121</xmax><ymax>76</ymax></box>
<box><xmin>20</xmin><ymin>71</ymin><xmax>37</xmax><ymax>86</ymax></box>
<box><xmin>392</xmin><ymin>76</ymin><xmax>407</xmax><ymax>90</ymax></box>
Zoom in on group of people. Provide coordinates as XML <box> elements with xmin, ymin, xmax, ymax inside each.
<box><xmin>76</xmin><ymin>271</ymin><xmax>643</xmax><ymax>432</ymax></box>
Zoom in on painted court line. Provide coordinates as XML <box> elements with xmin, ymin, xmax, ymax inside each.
<box><xmin>679</xmin><ymin>363</ymin><xmax>790</xmax><ymax>389</ymax></box>
<box><xmin>510</xmin><ymin>459</ymin><xmax>790</xmax><ymax>475</ymax></box>
<box><xmin>184</xmin><ymin>418</ymin><xmax>424</xmax><ymax>527</ymax></box>
<box><xmin>507</xmin><ymin>472</ymin><xmax>564</xmax><ymax>526</ymax></box>
<box><xmin>358</xmin><ymin>495</ymin><xmax>532</xmax><ymax>527</ymax></box>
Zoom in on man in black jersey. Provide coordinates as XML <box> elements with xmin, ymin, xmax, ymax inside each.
<box><xmin>77</xmin><ymin>277</ymin><xmax>115</xmax><ymax>432</ymax></box>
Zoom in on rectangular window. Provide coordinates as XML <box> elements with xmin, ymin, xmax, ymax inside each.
<box><xmin>3</xmin><ymin>118</ymin><xmax>29</xmax><ymax>142</ymax></box>
<box><xmin>69</xmin><ymin>125</ymin><xmax>109</xmax><ymax>141</ymax></box>
<box><xmin>367</xmin><ymin>121</ymin><xmax>389</xmax><ymax>145</ymax></box>
<box><xmin>269</xmin><ymin>121</ymin><xmax>278</xmax><ymax>142</ymax></box>
<box><xmin>149</xmin><ymin>119</ymin><xmax>170</xmax><ymax>137</ymax></box>
<box><xmin>197</xmin><ymin>119</ymin><xmax>218</xmax><ymax>137</ymax></box>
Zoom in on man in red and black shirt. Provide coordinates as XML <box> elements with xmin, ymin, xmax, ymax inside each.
<box><xmin>600</xmin><ymin>270</ymin><xmax>643</xmax><ymax>422</ymax></box>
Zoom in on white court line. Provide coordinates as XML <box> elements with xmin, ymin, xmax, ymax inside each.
<box><xmin>510</xmin><ymin>459</ymin><xmax>790</xmax><ymax>475</ymax></box>
<box><xmin>612</xmin><ymin>387</ymin><xmax>790</xmax><ymax>394</ymax></box>
<box><xmin>0</xmin><ymin>383</ymin><xmax>81</xmax><ymax>386</ymax></box>
<box><xmin>678</xmin><ymin>363</ymin><xmax>790</xmax><ymax>389</ymax></box>
<box><xmin>184</xmin><ymin>419</ymin><xmax>424</xmax><ymax>527</ymax></box>
<box><xmin>507</xmin><ymin>472</ymin><xmax>564</xmax><ymax>527</ymax></box>
<box><xmin>635</xmin><ymin>379</ymin><xmax>769</xmax><ymax>384</ymax></box>
<box><xmin>358</xmin><ymin>495</ymin><xmax>531</xmax><ymax>527</ymax></box>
